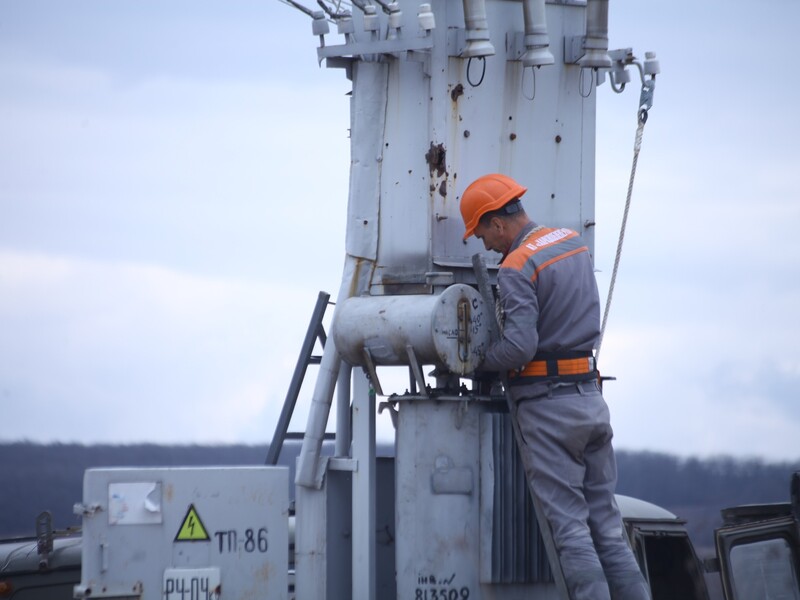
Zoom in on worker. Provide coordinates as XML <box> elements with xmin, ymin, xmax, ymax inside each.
<box><xmin>460</xmin><ymin>173</ymin><xmax>651</xmax><ymax>600</ymax></box>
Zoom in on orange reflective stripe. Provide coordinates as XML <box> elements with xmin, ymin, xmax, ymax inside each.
<box><xmin>518</xmin><ymin>362</ymin><xmax>548</xmax><ymax>377</ymax></box>
<box><xmin>511</xmin><ymin>357</ymin><xmax>593</xmax><ymax>378</ymax></box>
<box><xmin>555</xmin><ymin>357</ymin><xmax>592</xmax><ymax>375</ymax></box>
<box><xmin>530</xmin><ymin>246</ymin><xmax>589</xmax><ymax>283</ymax></box>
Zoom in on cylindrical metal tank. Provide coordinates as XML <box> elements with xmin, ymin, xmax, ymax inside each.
<box><xmin>332</xmin><ymin>284</ymin><xmax>489</xmax><ymax>376</ymax></box>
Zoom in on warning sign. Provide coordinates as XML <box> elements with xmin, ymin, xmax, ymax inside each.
<box><xmin>175</xmin><ymin>504</ymin><xmax>210</xmax><ymax>542</ymax></box>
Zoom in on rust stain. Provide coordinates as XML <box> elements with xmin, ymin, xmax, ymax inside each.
<box><xmin>438</xmin><ymin>180</ymin><xmax>447</xmax><ymax>198</ymax></box>
<box><xmin>256</xmin><ymin>563</ymin><xmax>273</xmax><ymax>582</ymax></box>
<box><xmin>450</xmin><ymin>83</ymin><xmax>464</xmax><ymax>102</ymax></box>
<box><xmin>348</xmin><ymin>260</ymin><xmax>363</xmax><ymax>297</ymax></box>
<box><xmin>425</xmin><ymin>142</ymin><xmax>447</xmax><ymax>178</ymax></box>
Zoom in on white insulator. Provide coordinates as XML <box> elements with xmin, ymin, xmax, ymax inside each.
<box><xmin>388</xmin><ymin>3</ymin><xmax>402</xmax><ymax>29</ymax></box>
<box><xmin>387</xmin><ymin>4</ymin><xmax>402</xmax><ymax>40</ymax></box>
<box><xmin>333</xmin><ymin>284</ymin><xmax>490</xmax><ymax>376</ymax></box>
<box><xmin>611</xmin><ymin>63</ymin><xmax>630</xmax><ymax>85</ymax></box>
<box><xmin>461</xmin><ymin>0</ymin><xmax>495</xmax><ymax>58</ymax></box>
<box><xmin>579</xmin><ymin>0</ymin><xmax>611</xmax><ymax>68</ymax></box>
<box><xmin>337</xmin><ymin>16</ymin><xmax>355</xmax><ymax>35</ymax></box>
<box><xmin>417</xmin><ymin>3</ymin><xmax>435</xmax><ymax>30</ymax></box>
<box><xmin>312</xmin><ymin>14</ymin><xmax>330</xmax><ymax>36</ymax></box>
<box><xmin>644</xmin><ymin>51</ymin><xmax>661</xmax><ymax>75</ymax></box>
<box><xmin>363</xmin><ymin>4</ymin><xmax>380</xmax><ymax>32</ymax></box>
<box><xmin>522</xmin><ymin>0</ymin><xmax>553</xmax><ymax>67</ymax></box>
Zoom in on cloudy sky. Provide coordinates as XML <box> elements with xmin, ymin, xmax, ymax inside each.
<box><xmin>1</xmin><ymin>0</ymin><xmax>798</xmax><ymax>461</ymax></box>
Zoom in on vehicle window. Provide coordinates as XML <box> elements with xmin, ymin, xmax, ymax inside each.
<box><xmin>641</xmin><ymin>534</ymin><xmax>708</xmax><ymax>600</ymax></box>
<box><xmin>729</xmin><ymin>537</ymin><xmax>800</xmax><ymax>599</ymax></box>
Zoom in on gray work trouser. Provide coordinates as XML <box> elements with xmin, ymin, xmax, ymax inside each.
<box><xmin>513</xmin><ymin>379</ymin><xmax>651</xmax><ymax>600</ymax></box>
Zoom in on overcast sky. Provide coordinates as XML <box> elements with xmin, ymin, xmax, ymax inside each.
<box><xmin>1</xmin><ymin>0</ymin><xmax>798</xmax><ymax>462</ymax></box>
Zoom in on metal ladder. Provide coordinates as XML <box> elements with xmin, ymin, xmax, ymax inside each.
<box><xmin>265</xmin><ymin>291</ymin><xmax>331</xmax><ymax>466</ymax></box>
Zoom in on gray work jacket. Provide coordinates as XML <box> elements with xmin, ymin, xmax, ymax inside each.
<box><xmin>481</xmin><ymin>221</ymin><xmax>601</xmax><ymax>400</ymax></box>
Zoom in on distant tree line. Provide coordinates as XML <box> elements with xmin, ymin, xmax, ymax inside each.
<box><xmin>0</xmin><ymin>443</ymin><xmax>270</xmax><ymax>538</ymax></box>
<box><xmin>615</xmin><ymin>451</ymin><xmax>800</xmax><ymax>552</ymax></box>
<box><xmin>1</xmin><ymin>443</ymin><xmax>798</xmax><ymax>557</ymax></box>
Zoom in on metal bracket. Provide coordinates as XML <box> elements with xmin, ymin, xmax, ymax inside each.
<box><xmin>361</xmin><ymin>347</ymin><xmax>384</xmax><ymax>396</ymax></box>
<box><xmin>608</xmin><ymin>47</ymin><xmax>634</xmax><ymax>64</ymax></box>
<box><xmin>406</xmin><ymin>48</ymin><xmax>432</xmax><ymax>77</ymax></box>
<box><xmin>405</xmin><ymin>344</ymin><xmax>429</xmax><ymax>397</ymax></box>
<box><xmin>378</xmin><ymin>400</ymin><xmax>399</xmax><ymax>429</ymax></box>
<box><xmin>73</xmin><ymin>502</ymin><xmax>102</xmax><ymax>517</ymax></box>
<box><xmin>506</xmin><ymin>31</ymin><xmax>526</xmax><ymax>61</ymax></box>
<box><xmin>312</xmin><ymin>456</ymin><xmax>330</xmax><ymax>489</ymax></box>
<box><xmin>564</xmin><ymin>35</ymin><xmax>587</xmax><ymax>64</ymax></box>
<box><xmin>639</xmin><ymin>78</ymin><xmax>655</xmax><ymax>115</ymax></box>
<box><xmin>424</xmin><ymin>271</ymin><xmax>454</xmax><ymax>287</ymax></box>
<box><xmin>328</xmin><ymin>457</ymin><xmax>358</xmax><ymax>471</ymax></box>
<box><xmin>324</xmin><ymin>56</ymin><xmax>354</xmax><ymax>80</ymax></box>
<box><xmin>75</xmin><ymin>582</ymin><xmax>143</xmax><ymax>599</ymax></box>
<box><xmin>447</xmin><ymin>28</ymin><xmax>467</xmax><ymax>57</ymax></box>
<box><xmin>317</xmin><ymin>31</ymin><xmax>434</xmax><ymax>61</ymax></box>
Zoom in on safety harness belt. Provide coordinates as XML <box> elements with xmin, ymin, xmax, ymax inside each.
<box><xmin>509</xmin><ymin>351</ymin><xmax>596</xmax><ymax>382</ymax></box>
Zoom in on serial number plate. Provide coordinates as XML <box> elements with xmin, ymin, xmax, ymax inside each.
<box><xmin>164</xmin><ymin>567</ymin><xmax>221</xmax><ymax>600</ymax></box>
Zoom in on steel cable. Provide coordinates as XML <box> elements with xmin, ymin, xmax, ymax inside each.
<box><xmin>597</xmin><ymin>110</ymin><xmax>647</xmax><ymax>361</ymax></box>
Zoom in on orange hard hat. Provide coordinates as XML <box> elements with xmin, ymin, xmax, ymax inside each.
<box><xmin>460</xmin><ymin>174</ymin><xmax>527</xmax><ymax>240</ymax></box>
